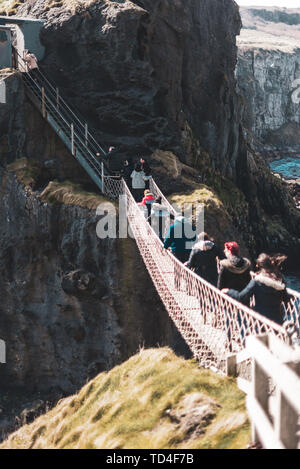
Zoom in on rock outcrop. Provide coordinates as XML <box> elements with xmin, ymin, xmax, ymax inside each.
<box><xmin>16</xmin><ymin>0</ymin><xmax>242</xmax><ymax>179</ymax></box>
<box><xmin>237</xmin><ymin>7</ymin><xmax>300</xmax><ymax>156</ymax></box>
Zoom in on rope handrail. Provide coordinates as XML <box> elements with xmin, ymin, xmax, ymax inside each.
<box><xmin>103</xmin><ymin>176</ymin><xmax>300</xmax><ymax>374</ymax></box>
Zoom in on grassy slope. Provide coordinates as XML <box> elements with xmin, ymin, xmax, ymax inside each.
<box><xmin>7</xmin><ymin>157</ymin><xmax>110</xmax><ymax>210</ymax></box>
<box><xmin>1</xmin><ymin>348</ymin><xmax>250</xmax><ymax>450</ymax></box>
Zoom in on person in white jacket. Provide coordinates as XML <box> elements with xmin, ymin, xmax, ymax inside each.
<box><xmin>149</xmin><ymin>196</ymin><xmax>172</xmax><ymax>240</ymax></box>
<box><xmin>130</xmin><ymin>163</ymin><xmax>146</xmax><ymax>202</ymax></box>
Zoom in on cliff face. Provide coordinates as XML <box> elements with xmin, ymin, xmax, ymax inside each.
<box><xmin>237</xmin><ymin>7</ymin><xmax>300</xmax><ymax>155</ymax></box>
<box><xmin>0</xmin><ymin>164</ymin><xmax>189</xmax><ymax>437</ymax></box>
<box><xmin>16</xmin><ymin>0</ymin><xmax>242</xmax><ymax>178</ymax></box>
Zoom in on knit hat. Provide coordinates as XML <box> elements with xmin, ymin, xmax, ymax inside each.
<box><xmin>224</xmin><ymin>241</ymin><xmax>240</xmax><ymax>256</ymax></box>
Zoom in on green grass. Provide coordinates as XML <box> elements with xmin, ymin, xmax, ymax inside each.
<box><xmin>0</xmin><ymin>348</ymin><xmax>250</xmax><ymax>449</ymax></box>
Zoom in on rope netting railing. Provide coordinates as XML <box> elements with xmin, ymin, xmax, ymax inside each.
<box><xmin>104</xmin><ymin>177</ymin><xmax>299</xmax><ymax>376</ymax></box>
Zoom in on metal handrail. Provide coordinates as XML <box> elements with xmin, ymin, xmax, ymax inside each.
<box><xmin>15</xmin><ymin>49</ymin><xmax>107</xmax><ymax>158</ymax></box>
<box><xmin>20</xmin><ymin>66</ymin><xmax>111</xmax><ymax>177</ymax></box>
<box><xmin>35</xmin><ymin>66</ymin><xmax>107</xmax><ymax>157</ymax></box>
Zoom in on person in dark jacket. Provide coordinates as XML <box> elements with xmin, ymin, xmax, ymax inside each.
<box><xmin>217</xmin><ymin>241</ymin><xmax>251</xmax><ymax>293</ymax></box>
<box><xmin>164</xmin><ymin>215</ymin><xmax>196</xmax><ymax>290</ymax></box>
<box><xmin>164</xmin><ymin>215</ymin><xmax>196</xmax><ymax>263</ymax></box>
<box><xmin>223</xmin><ymin>253</ymin><xmax>290</xmax><ymax>325</ymax></box>
<box><xmin>185</xmin><ymin>232</ymin><xmax>224</xmax><ymax>287</ymax></box>
<box><xmin>140</xmin><ymin>158</ymin><xmax>152</xmax><ymax>190</ymax></box>
<box><xmin>122</xmin><ymin>158</ymin><xmax>134</xmax><ymax>190</ymax></box>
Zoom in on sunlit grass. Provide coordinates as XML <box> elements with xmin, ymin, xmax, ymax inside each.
<box><xmin>1</xmin><ymin>348</ymin><xmax>250</xmax><ymax>450</ymax></box>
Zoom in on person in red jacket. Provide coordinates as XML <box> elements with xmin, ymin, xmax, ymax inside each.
<box><xmin>138</xmin><ymin>189</ymin><xmax>155</xmax><ymax>217</ymax></box>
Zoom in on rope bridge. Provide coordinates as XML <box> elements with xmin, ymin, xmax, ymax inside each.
<box><xmin>14</xmin><ymin>60</ymin><xmax>300</xmax><ymax>377</ymax></box>
<box><xmin>105</xmin><ymin>178</ymin><xmax>300</xmax><ymax>374</ymax></box>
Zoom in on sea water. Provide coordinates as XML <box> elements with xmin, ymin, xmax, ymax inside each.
<box><xmin>269</xmin><ymin>155</ymin><xmax>300</xmax><ymax>292</ymax></box>
<box><xmin>269</xmin><ymin>154</ymin><xmax>300</xmax><ymax>179</ymax></box>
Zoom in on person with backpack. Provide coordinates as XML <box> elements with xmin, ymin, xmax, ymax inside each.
<box><xmin>138</xmin><ymin>189</ymin><xmax>156</xmax><ymax>218</ymax></box>
<box><xmin>164</xmin><ymin>215</ymin><xmax>196</xmax><ymax>263</ymax></box>
<box><xmin>217</xmin><ymin>242</ymin><xmax>251</xmax><ymax>293</ymax></box>
<box><xmin>223</xmin><ymin>253</ymin><xmax>290</xmax><ymax>325</ymax></box>
<box><xmin>185</xmin><ymin>232</ymin><xmax>224</xmax><ymax>286</ymax></box>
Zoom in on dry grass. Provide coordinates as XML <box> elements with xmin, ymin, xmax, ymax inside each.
<box><xmin>43</xmin><ymin>0</ymin><xmax>106</xmax><ymax>14</ymax></box>
<box><xmin>7</xmin><ymin>157</ymin><xmax>42</xmax><ymax>188</ymax></box>
<box><xmin>39</xmin><ymin>180</ymin><xmax>110</xmax><ymax>211</ymax></box>
<box><xmin>0</xmin><ymin>348</ymin><xmax>250</xmax><ymax>450</ymax></box>
<box><xmin>169</xmin><ymin>184</ymin><xmax>250</xmax><ymax>256</ymax></box>
<box><xmin>7</xmin><ymin>158</ymin><xmax>110</xmax><ymax>211</ymax></box>
<box><xmin>239</xmin><ymin>7</ymin><xmax>300</xmax><ymax>52</ymax></box>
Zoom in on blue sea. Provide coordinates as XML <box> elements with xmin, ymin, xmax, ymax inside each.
<box><xmin>270</xmin><ymin>155</ymin><xmax>300</xmax><ymax>179</ymax></box>
<box><xmin>269</xmin><ymin>155</ymin><xmax>300</xmax><ymax>292</ymax></box>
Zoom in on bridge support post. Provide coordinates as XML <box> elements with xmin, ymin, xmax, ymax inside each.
<box><xmin>56</xmin><ymin>87</ymin><xmax>59</xmax><ymax>109</ymax></box>
<box><xmin>101</xmin><ymin>162</ymin><xmax>104</xmax><ymax>194</ymax></box>
<box><xmin>71</xmin><ymin>123</ymin><xmax>74</xmax><ymax>155</ymax></box>
<box><xmin>226</xmin><ymin>354</ymin><xmax>237</xmax><ymax>377</ymax></box>
<box><xmin>85</xmin><ymin>123</ymin><xmax>88</xmax><ymax>146</ymax></box>
<box><xmin>42</xmin><ymin>87</ymin><xmax>46</xmax><ymax>118</ymax></box>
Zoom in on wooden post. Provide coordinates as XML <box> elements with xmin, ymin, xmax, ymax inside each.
<box><xmin>71</xmin><ymin>124</ymin><xmax>74</xmax><ymax>156</ymax></box>
<box><xmin>274</xmin><ymin>359</ymin><xmax>300</xmax><ymax>449</ymax></box>
<box><xmin>250</xmin><ymin>335</ymin><xmax>270</xmax><ymax>446</ymax></box>
<box><xmin>226</xmin><ymin>354</ymin><xmax>237</xmax><ymax>377</ymax></box>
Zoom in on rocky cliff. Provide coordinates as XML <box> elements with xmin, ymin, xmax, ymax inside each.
<box><xmin>0</xmin><ymin>158</ymin><xmax>189</xmax><ymax>438</ymax></box>
<box><xmin>0</xmin><ymin>0</ymin><xmax>300</xmax><ymax>439</ymax></box>
<box><xmin>8</xmin><ymin>0</ymin><xmax>298</xmax><ymax>257</ymax></box>
<box><xmin>237</xmin><ymin>7</ymin><xmax>300</xmax><ymax>156</ymax></box>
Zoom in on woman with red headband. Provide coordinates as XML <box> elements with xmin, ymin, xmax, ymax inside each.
<box><xmin>217</xmin><ymin>241</ymin><xmax>251</xmax><ymax>293</ymax></box>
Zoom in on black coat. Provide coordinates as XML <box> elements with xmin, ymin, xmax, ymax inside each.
<box><xmin>218</xmin><ymin>256</ymin><xmax>251</xmax><ymax>292</ymax></box>
<box><xmin>227</xmin><ymin>273</ymin><xmax>290</xmax><ymax>325</ymax></box>
<box><xmin>122</xmin><ymin>164</ymin><xmax>134</xmax><ymax>181</ymax></box>
<box><xmin>186</xmin><ymin>242</ymin><xmax>224</xmax><ymax>286</ymax></box>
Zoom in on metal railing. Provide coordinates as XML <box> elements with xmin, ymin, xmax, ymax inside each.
<box><xmin>15</xmin><ymin>51</ymin><xmax>114</xmax><ymax>194</ymax></box>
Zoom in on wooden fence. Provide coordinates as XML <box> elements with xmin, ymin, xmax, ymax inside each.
<box><xmin>227</xmin><ymin>334</ymin><xmax>300</xmax><ymax>449</ymax></box>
